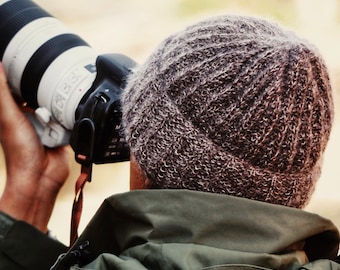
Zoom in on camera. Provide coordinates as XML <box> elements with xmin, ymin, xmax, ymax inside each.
<box><xmin>0</xmin><ymin>0</ymin><xmax>136</xmax><ymax>165</ymax></box>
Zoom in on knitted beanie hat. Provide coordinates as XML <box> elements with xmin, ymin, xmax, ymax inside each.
<box><xmin>122</xmin><ymin>15</ymin><xmax>334</xmax><ymax>208</ymax></box>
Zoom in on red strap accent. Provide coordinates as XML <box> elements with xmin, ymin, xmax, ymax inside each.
<box><xmin>70</xmin><ymin>164</ymin><xmax>91</xmax><ymax>247</ymax></box>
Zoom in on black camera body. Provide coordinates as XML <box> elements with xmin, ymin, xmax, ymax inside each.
<box><xmin>70</xmin><ymin>54</ymin><xmax>135</xmax><ymax>165</ymax></box>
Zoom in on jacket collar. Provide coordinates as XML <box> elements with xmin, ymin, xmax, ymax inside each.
<box><xmin>60</xmin><ymin>189</ymin><xmax>340</xmax><ymax>269</ymax></box>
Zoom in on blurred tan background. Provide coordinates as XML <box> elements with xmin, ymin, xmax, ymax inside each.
<box><xmin>0</xmin><ymin>0</ymin><xmax>339</xmax><ymax>245</ymax></box>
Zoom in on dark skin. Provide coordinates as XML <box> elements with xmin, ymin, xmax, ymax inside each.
<box><xmin>0</xmin><ymin>62</ymin><xmax>149</xmax><ymax>233</ymax></box>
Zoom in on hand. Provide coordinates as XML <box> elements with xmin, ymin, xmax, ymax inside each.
<box><xmin>0</xmin><ymin>63</ymin><xmax>70</xmax><ymax>233</ymax></box>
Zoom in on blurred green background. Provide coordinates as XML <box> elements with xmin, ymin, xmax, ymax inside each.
<box><xmin>0</xmin><ymin>0</ymin><xmax>339</xmax><ymax>244</ymax></box>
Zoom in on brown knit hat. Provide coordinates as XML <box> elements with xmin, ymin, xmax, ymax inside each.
<box><xmin>122</xmin><ymin>15</ymin><xmax>334</xmax><ymax>208</ymax></box>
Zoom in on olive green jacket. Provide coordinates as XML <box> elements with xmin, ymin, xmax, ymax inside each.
<box><xmin>1</xmin><ymin>190</ymin><xmax>340</xmax><ymax>269</ymax></box>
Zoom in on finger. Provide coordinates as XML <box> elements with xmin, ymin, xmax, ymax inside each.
<box><xmin>0</xmin><ymin>63</ymin><xmax>26</xmax><ymax>127</ymax></box>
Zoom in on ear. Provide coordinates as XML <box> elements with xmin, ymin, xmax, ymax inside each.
<box><xmin>129</xmin><ymin>152</ymin><xmax>150</xmax><ymax>190</ymax></box>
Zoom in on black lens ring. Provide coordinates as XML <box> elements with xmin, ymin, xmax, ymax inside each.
<box><xmin>21</xmin><ymin>33</ymin><xmax>89</xmax><ymax>108</ymax></box>
<box><xmin>0</xmin><ymin>0</ymin><xmax>51</xmax><ymax>59</ymax></box>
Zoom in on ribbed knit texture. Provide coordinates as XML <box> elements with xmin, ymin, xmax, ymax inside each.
<box><xmin>122</xmin><ymin>15</ymin><xmax>334</xmax><ymax>208</ymax></box>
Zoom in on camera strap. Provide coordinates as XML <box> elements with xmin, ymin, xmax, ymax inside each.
<box><xmin>70</xmin><ymin>161</ymin><xmax>92</xmax><ymax>247</ymax></box>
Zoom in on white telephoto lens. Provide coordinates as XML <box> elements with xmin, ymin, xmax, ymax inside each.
<box><xmin>0</xmin><ymin>0</ymin><xmax>100</xmax><ymax>146</ymax></box>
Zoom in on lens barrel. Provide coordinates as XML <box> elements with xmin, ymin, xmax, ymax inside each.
<box><xmin>0</xmin><ymin>0</ymin><xmax>98</xmax><ymax>130</ymax></box>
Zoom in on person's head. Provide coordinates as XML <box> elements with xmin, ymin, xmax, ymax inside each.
<box><xmin>122</xmin><ymin>15</ymin><xmax>334</xmax><ymax>209</ymax></box>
